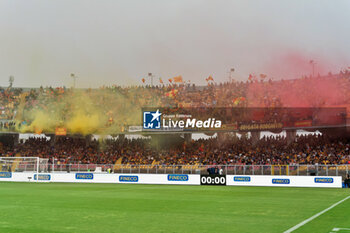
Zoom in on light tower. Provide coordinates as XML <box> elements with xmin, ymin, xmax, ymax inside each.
<box><xmin>70</xmin><ymin>73</ymin><xmax>78</xmax><ymax>88</ymax></box>
<box><xmin>229</xmin><ymin>68</ymin><xmax>235</xmax><ymax>82</ymax></box>
<box><xmin>309</xmin><ymin>60</ymin><xmax>316</xmax><ymax>77</ymax></box>
<box><xmin>9</xmin><ymin>75</ymin><xmax>14</xmax><ymax>88</ymax></box>
<box><xmin>148</xmin><ymin>73</ymin><xmax>154</xmax><ymax>86</ymax></box>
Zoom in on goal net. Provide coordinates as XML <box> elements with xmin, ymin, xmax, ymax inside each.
<box><xmin>0</xmin><ymin>157</ymin><xmax>49</xmax><ymax>173</ymax></box>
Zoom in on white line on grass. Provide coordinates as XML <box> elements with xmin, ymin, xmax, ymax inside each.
<box><xmin>332</xmin><ymin>228</ymin><xmax>350</xmax><ymax>232</ymax></box>
<box><xmin>283</xmin><ymin>195</ymin><xmax>350</xmax><ymax>233</ymax></box>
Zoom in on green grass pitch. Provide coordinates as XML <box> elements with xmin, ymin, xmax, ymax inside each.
<box><xmin>0</xmin><ymin>182</ymin><xmax>349</xmax><ymax>233</ymax></box>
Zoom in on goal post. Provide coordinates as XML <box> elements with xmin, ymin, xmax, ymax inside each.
<box><xmin>0</xmin><ymin>157</ymin><xmax>49</xmax><ymax>181</ymax></box>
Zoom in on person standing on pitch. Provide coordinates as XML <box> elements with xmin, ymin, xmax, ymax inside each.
<box><xmin>345</xmin><ymin>173</ymin><xmax>350</xmax><ymax>188</ymax></box>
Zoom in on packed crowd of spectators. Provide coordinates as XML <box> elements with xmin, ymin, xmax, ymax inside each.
<box><xmin>1</xmin><ymin>72</ymin><xmax>350</xmax><ymax>167</ymax></box>
<box><xmin>1</xmin><ymin>71</ymin><xmax>350</xmax><ymax>132</ymax></box>
<box><xmin>0</xmin><ymin>87</ymin><xmax>22</xmax><ymax>120</ymax></box>
<box><xmin>1</xmin><ymin>134</ymin><xmax>350</xmax><ymax>166</ymax></box>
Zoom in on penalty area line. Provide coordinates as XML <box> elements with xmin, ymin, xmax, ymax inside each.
<box><xmin>283</xmin><ymin>195</ymin><xmax>350</xmax><ymax>233</ymax></box>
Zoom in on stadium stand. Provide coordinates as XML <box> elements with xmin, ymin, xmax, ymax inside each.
<box><xmin>1</xmin><ymin>72</ymin><xmax>350</xmax><ymax>169</ymax></box>
<box><xmin>1</xmin><ymin>134</ymin><xmax>350</xmax><ymax>166</ymax></box>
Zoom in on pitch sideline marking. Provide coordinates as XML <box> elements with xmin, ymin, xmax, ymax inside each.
<box><xmin>283</xmin><ymin>196</ymin><xmax>350</xmax><ymax>233</ymax></box>
<box><xmin>331</xmin><ymin>228</ymin><xmax>350</xmax><ymax>232</ymax></box>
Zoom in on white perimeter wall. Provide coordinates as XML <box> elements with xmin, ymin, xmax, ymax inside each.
<box><xmin>0</xmin><ymin>172</ymin><xmax>199</xmax><ymax>185</ymax></box>
<box><xmin>0</xmin><ymin>172</ymin><xmax>343</xmax><ymax>188</ymax></box>
<box><xmin>226</xmin><ymin>175</ymin><xmax>342</xmax><ymax>188</ymax></box>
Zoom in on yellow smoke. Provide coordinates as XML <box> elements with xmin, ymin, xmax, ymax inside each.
<box><xmin>15</xmin><ymin>87</ymin><xmax>153</xmax><ymax>135</ymax></box>
<box><xmin>66</xmin><ymin>112</ymin><xmax>101</xmax><ymax>135</ymax></box>
<box><xmin>20</xmin><ymin>110</ymin><xmax>59</xmax><ymax>134</ymax></box>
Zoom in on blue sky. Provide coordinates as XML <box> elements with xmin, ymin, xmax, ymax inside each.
<box><xmin>1</xmin><ymin>0</ymin><xmax>350</xmax><ymax>88</ymax></box>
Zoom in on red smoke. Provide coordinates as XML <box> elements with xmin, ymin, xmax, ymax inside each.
<box><xmin>264</xmin><ymin>52</ymin><xmax>333</xmax><ymax>80</ymax></box>
<box><xmin>246</xmin><ymin>51</ymin><xmax>348</xmax><ymax>108</ymax></box>
<box><xmin>246</xmin><ymin>74</ymin><xmax>348</xmax><ymax>108</ymax></box>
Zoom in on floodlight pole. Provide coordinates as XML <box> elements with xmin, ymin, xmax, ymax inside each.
<box><xmin>229</xmin><ymin>68</ymin><xmax>235</xmax><ymax>83</ymax></box>
<box><xmin>309</xmin><ymin>60</ymin><xmax>316</xmax><ymax>77</ymax></box>
<box><xmin>148</xmin><ymin>73</ymin><xmax>153</xmax><ymax>86</ymax></box>
<box><xmin>9</xmin><ymin>75</ymin><xmax>14</xmax><ymax>88</ymax></box>
<box><xmin>71</xmin><ymin>73</ymin><xmax>77</xmax><ymax>88</ymax></box>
